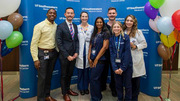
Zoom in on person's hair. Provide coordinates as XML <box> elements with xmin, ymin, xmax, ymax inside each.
<box><xmin>108</xmin><ymin>7</ymin><xmax>117</xmax><ymax>12</ymax></box>
<box><xmin>65</xmin><ymin>7</ymin><xmax>74</xmax><ymax>13</ymax></box>
<box><xmin>90</xmin><ymin>17</ymin><xmax>109</xmax><ymax>42</ymax></box>
<box><xmin>80</xmin><ymin>11</ymin><xmax>89</xmax><ymax>17</ymax></box>
<box><xmin>47</xmin><ymin>8</ymin><xmax>56</xmax><ymax>14</ymax></box>
<box><xmin>112</xmin><ymin>21</ymin><xmax>125</xmax><ymax>40</ymax></box>
<box><xmin>122</xmin><ymin>15</ymin><xmax>138</xmax><ymax>37</ymax></box>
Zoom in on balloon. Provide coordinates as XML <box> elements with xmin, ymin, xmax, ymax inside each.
<box><xmin>0</xmin><ymin>20</ymin><xmax>13</xmax><ymax>40</ymax></box>
<box><xmin>159</xmin><ymin>0</ymin><xmax>180</xmax><ymax>17</ymax></box>
<box><xmin>149</xmin><ymin>16</ymin><xmax>161</xmax><ymax>33</ymax></box>
<box><xmin>144</xmin><ymin>2</ymin><xmax>159</xmax><ymax>19</ymax></box>
<box><xmin>157</xmin><ymin>43</ymin><xmax>173</xmax><ymax>60</ymax></box>
<box><xmin>157</xmin><ymin>17</ymin><xmax>174</xmax><ymax>35</ymax></box>
<box><xmin>160</xmin><ymin>32</ymin><xmax>176</xmax><ymax>48</ymax></box>
<box><xmin>1</xmin><ymin>40</ymin><xmax>13</xmax><ymax>57</ymax></box>
<box><xmin>0</xmin><ymin>0</ymin><xmax>21</xmax><ymax>18</ymax></box>
<box><xmin>149</xmin><ymin>0</ymin><xmax>165</xmax><ymax>9</ymax></box>
<box><xmin>172</xmin><ymin>10</ymin><xmax>180</xmax><ymax>30</ymax></box>
<box><xmin>6</xmin><ymin>31</ymin><xmax>23</xmax><ymax>48</ymax></box>
<box><xmin>7</xmin><ymin>13</ymin><xmax>23</xmax><ymax>29</ymax></box>
<box><xmin>173</xmin><ymin>29</ymin><xmax>180</xmax><ymax>42</ymax></box>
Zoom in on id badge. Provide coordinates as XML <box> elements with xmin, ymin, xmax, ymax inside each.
<box><xmin>44</xmin><ymin>50</ymin><xmax>49</xmax><ymax>60</ymax></box>
<box><xmin>92</xmin><ymin>49</ymin><xmax>96</xmax><ymax>55</ymax></box>
<box><xmin>44</xmin><ymin>55</ymin><xmax>49</xmax><ymax>60</ymax></box>
<box><xmin>115</xmin><ymin>58</ymin><xmax>121</xmax><ymax>63</ymax></box>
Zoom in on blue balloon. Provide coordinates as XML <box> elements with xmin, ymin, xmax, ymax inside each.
<box><xmin>1</xmin><ymin>40</ymin><xmax>13</xmax><ymax>57</ymax></box>
<box><xmin>0</xmin><ymin>20</ymin><xmax>13</xmax><ymax>40</ymax></box>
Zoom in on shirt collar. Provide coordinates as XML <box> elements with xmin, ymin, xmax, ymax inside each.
<box><xmin>66</xmin><ymin>20</ymin><xmax>72</xmax><ymax>25</ymax></box>
<box><xmin>45</xmin><ymin>19</ymin><xmax>55</xmax><ymax>25</ymax></box>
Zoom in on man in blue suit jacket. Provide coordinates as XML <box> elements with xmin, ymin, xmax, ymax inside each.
<box><xmin>56</xmin><ymin>7</ymin><xmax>79</xmax><ymax>101</ymax></box>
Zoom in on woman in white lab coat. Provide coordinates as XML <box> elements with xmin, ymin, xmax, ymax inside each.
<box><xmin>75</xmin><ymin>11</ymin><xmax>94</xmax><ymax>95</ymax></box>
<box><xmin>123</xmin><ymin>15</ymin><xmax>147</xmax><ymax>101</ymax></box>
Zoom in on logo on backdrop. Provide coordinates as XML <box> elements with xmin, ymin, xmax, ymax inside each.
<box><xmin>111</xmin><ymin>0</ymin><xmax>125</xmax><ymax>2</ymax></box>
<box><xmin>34</xmin><ymin>4</ymin><xmax>58</xmax><ymax>11</ymax></box>
<box><xmin>143</xmin><ymin>52</ymin><xmax>148</xmax><ymax>57</ymax></box>
<box><xmin>22</xmin><ymin>16</ymin><xmax>28</xmax><ymax>22</ymax></box>
<box><xmin>19</xmin><ymin>64</ymin><xmax>29</xmax><ymax>70</ymax></box>
<box><xmin>59</xmin><ymin>17</ymin><xmax>80</xmax><ymax>23</ymax></box>
<box><xmin>52</xmin><ymin>70</ymin><xmax>59</xmax><ymax>75</ymax></box>
<box><xmin>20</xmin><ymin>88</ymin><xmax>30</xmax><ymax>93</ymax></box>
<box><xmin>139</xmin><ymin>29</ymin><xmax>149</xmax><ymax>35</ymax></box>
<box><xmin>82</xmin><ymin>8</ymin><xmax>102</xmax><ymax>13</ymax></box>
<box><xmin>153</xmin><ymin>86</ymin><xmax>161</xmax><ymax>90</ymax></box>
<box><xmin>104</xmin><ymin>17</ymin><xmax>125</xmax><ymax>22</ymax></box>
<box><xmin>126</xmin><ymin>6</ymin><xmax>144</xmax><ymax>12</ymax></box>
<box><xmin>154</xmin><ymin>64</ymin><xmax>162</xmax><ymax>67</ymax></box>
<box><xmin>21</xmin><ymin>40</ymin><xmax>28</xmax><ymax>46</ymax></box>
<box><xmin>66</xmin><ymin>0</ymin><xmax>80</xmax><ymax>2</ymax></box>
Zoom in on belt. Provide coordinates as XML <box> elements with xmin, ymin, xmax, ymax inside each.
<box><xmin>38</xmin><ymin>47</ymin><xmax>55</xmax><ymax>52</ymax></box>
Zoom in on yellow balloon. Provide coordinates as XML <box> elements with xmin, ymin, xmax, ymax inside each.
<box><xmin>160</xmin><ymin>32</ymin><xmax>176</xmax><ymax>48</ymax></box>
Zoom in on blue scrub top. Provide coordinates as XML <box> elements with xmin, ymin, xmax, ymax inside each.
<box><xmin>90</xmin><ymin>32</ymin><xmax>110</xmax><ymax>61</ymax></box>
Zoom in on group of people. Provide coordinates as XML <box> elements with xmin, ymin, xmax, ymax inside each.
<box><xmin>30</xmin><ymin>7</ymin><xmax>147</xmax><ymax>101</ymax></box>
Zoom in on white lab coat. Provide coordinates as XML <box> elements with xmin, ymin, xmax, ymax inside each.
<box><xmin>75</xmin><ymin>24</ymin><xmax>94</xmax><ymax>69</ymax></box>
<box><xmin>125</xmin><ymin>29</ymin><xmax>147</xmax><ymax>78</ymax></box>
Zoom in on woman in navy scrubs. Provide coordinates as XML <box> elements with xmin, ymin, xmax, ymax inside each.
<box><xmin>88</xmin><ymin>17</ymin><xmax>110</xmax><ymax>101</ymax></box>
<box><xmin>109</xmin><ymin>21</ymin><xmax>133</xmax><ymax>101</ymax></box>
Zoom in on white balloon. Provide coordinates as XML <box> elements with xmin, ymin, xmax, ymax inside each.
<box><xmin>0</xmin><ymin>0</ymin><xmax>21</xmax><ymax>18</ymax></box>
<box><xmin>159</xmin><ymin>0</ymin><xmax>180</xmax><ymax>17</ymax></box>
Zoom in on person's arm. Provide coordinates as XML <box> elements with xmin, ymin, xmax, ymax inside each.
<box><xmin>73</xmin><ymin>25</ymin><xmax>79</xmax><ymax>59</ymax></box>
<box><xmin>30</xmin><ymin>25</ymin><xmax>41</xmax><ymax>70</ymax></box>
<box><xmin>56</xmin><ymin>24</ymin><xmax>70</xmax><ymax>59</ymax></box>
<box><xmin>88</xmin><ymin>44</ymin><xmax>93</xmax><ymax>68</ymax></box>
<box><xmin>92</xmin><ymin>39</ymin><xmax>109</xmax><ymax>67</ymax></box>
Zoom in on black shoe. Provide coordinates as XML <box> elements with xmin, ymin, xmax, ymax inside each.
<box><xmin>84</xmin><ymin>89</ymin><xmax>89</xmax><ymax>94</ymax></box>
<box><xmin>112</xmin><ymin>90</ymin><xmax>117</xmax><ymax>97</ymax></box>
<box><xmin>80</xmin><ymin>90</ymin><xmax>85</xmax><ymax>95</ymax></box>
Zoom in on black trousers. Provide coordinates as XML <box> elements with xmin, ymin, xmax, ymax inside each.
<box><xmin>59</xmin><ymin>54</ymin><xmax>76</xmax><ymax>95</ymax></box>
<box><xmin>37</xmin><ymin>49</ymin><xmax>58</xmax><ymax>101</ymax></box>
<box><xmin>132</xmin><ymin>77</ymin><xmax>140</xmax><ymax>101</ymax></box>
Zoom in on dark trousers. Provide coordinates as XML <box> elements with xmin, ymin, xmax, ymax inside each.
<box><xmin>77</xmin><ymin>68</ymin><xmax>89</xmax><ymax>90</ymax></box>
<box><xmin>132</xmin><ymin>77</ymin><xmax>140</xmax><ymax>101</ymax></box>
<box><xmin>101</xmin><ymin>52</ymin><xmax>116</xmax><ymax>92</ymax></box>
<box><xmin>90</xmin><ymin>63</ymin><xmax>105</xmax><ymax>101</ymax></box>
<box><xmin>37</xmin><ymin>49</ymin><xmax>58</xmax><ymax>101</ymax></box>
<box><xmin>115</xmin><ymin>68</ymin><xmax>132</xmax><ymax>101</ymax></box>
<box><xmin>59</xmin><ymin>54</ymin><xmax>76</xmax><ymax>95</ymax></box>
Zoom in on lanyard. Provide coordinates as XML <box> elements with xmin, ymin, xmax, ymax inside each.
<box><xmin>114</xmin><ymin>35</ymin><xmax>121</xmax><ymax>58</ymax></box>
<box><xmin>80</xmin><ymin>24</ymin><xmax>88</xmax><ymax>34</ymax></box>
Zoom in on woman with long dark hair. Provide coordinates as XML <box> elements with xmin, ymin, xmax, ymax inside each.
<box><xmin>88</xmin><ymin>17</ymin><xmax>110</xmax><ymax>101</ymax></box>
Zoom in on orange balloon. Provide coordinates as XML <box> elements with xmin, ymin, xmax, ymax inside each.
<box><xmin>173</xmin><ymin>28</ymin><xmax>180</xmax><ymax>42</ymax></box>
<box><xmin>7</xmin><ymin>13</ymin><xmax>23</xmax><ymax>29</ymax></box>
<box><xmin>157</xmin><ymin>43</ymin><xmax>173</xmax><ymax>60</ymax></box>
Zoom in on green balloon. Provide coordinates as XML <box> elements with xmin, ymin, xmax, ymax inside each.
<box><xmin>6</xmin><ymin>31</ymin><xmax>23</xmax><ymax>48</ymax></box>
<box><xmin>149</xmin><ymin>0</ymin><xmax>165</xmax><ymax>9</ymax></box>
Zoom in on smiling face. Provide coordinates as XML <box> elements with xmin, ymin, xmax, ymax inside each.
<box><xmin>64</xmin><ymin>8</ymin><xmax>75</xmax><ymax>22</ymax></box>
<box><xmin>125</xmin><ymin>16</ymin><xmax>134</xmax><ymax>28</ymax></box>
<box><xmin>46</xmin><ymin>9</ymin><xmax>57</xmax><ymax>22</ymax></box>
<box><xmin>96</xmin><ymin>18</ymin><xmax>103</xmax><ymax>30</ymax></box>
<box><xmin>107</xmin><ymin>9</ymin><xmax>117</xmax><ymax>21</ymax></box>
<box><xmin>112</xmin><ymin>23</ymin><xmax>122</xmax><ymax>35</ymax></box>
<box><xmin>80</xmin><ymin>12</ymin><xmax>88</xmax><ymax>23</ymax></box>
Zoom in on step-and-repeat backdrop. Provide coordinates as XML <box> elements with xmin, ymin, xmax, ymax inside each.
<box><xmin>19</xmin><ymin>0</ymin><xmax>162</xmax><ymax>98</ymax></box>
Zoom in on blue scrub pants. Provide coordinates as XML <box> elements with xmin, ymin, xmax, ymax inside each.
<box><xmin>77</xmin><ymin>68</ymin><xmax>89</xmax><ymax>90</ymax></box>
<box><xmin>90</xmin><ymin>63</ymin><xmax>105</xmax><ymax>101</ymax></box>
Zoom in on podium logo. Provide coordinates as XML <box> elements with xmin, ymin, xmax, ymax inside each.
<box><xmin>111</xmin><ymin>0</ymin><xmax>125</xmax><ymax>2</ymax></box>
<box><xmin>82</xmin><ymin>8</ymin><xmax>102</xmax><ymax>13</ymax></box>
<box><xmin>34</xmin><ymin>4</ymin><xmax>58</xmax><ymax>11</ymax></box>
<box><xmin>155</xmin><ymin>64</ymin><xmax>162</xmax><ymax>67</ymax></box>
<box><xmin>20</xmin><ymin>88</ymin><xmax>30</xmax><ymax>93</ymax></box>
<box><xmin>127</xmin><ymin>6</ymin><xmax>144</xmax><ymax>12</ymax></box>
<box><xmin>153</xmin><ymin>86</ymin><xmax>161</xmax><ymax>90</ymax></box>
<box><xmin>19</xmin><ymin>64</ymin><xmax>29</xmax><ymax>70</ymax></box>
<box><xmin>66</xmin><ymin>0</ymin><xmax>80</xmax><ymax>2</ymax></box>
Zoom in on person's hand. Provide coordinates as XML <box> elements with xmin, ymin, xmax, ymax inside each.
<box><xmin>88</xmin><ymin>58</ymin><xmax>93</xmax><ymax>68</ymax></box>
<box><xmin>118</xmin><ymin>68</ymin><xmax>123</xmax><ymax>75</ymax></box>
<box><xmin>73</xmin><ymin>53</ymin><xmax>78</xmax><ymax>59</ymax></box>
<box><xmin>130</xmin><ymin>42</ymin><xmax>136</xmax><ymax>49</ymax></box>
<box><xmin>92</xmin><ymin>59</ymin><xmax>98</xmax><ymax>68</ymax></box>
<box><xmin>115</xmin><ymin>69</ymin><xmax>121</xmax><ymax>75</ymax></box>
<box><xmin>34</xmin><ymin>60</ymin><xmax>40</xmax><ymax>70</ymax></box>
<box><xmin>67</xmin><ymin>56</ymin><xmax>74</xmax><ymax>61</ymax></box>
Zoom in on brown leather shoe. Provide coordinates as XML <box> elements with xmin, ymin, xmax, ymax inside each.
<box><xmin>63</xmin><ymin>94</ymin><xmax>71</xmax><ymax>101</ymax></box>
<box><xmin>45</xmin><ymin>96</ymin><xmax>57</xmax><ymax>101</ymax></box>
<box><xmin>67</xmin><ymin>89</ymin><xmax>79</xmax><ymax>96</ymax></box>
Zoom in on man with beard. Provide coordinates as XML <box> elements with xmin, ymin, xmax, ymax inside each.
<box><xmin>56</xmin><ymin>7</ymin><xmax>79</xmax><ymax>101</ymax></box>
<box><xmin>30</xmin><ymin>8</ymin><xmax>58</xmax><ymax>101</ymax></box>
<box><xmin>100</xmin><ymin>7</ymin><xmax>118</xmax><ymax>97</ymax></box>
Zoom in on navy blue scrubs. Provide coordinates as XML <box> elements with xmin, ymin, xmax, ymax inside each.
<box><xmin>109</xmin><ymin>34</ymin><xmax>133</xmax><ymax>101</ymax></box>
<box><xmin>90</xmin><ymin>32</ymin><xmax>109</xmax><ymax>101</ymax></box>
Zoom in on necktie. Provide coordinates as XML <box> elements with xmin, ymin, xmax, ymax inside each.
<box><xmin>69</xmin><ymin>24</ymin><xmax>74</xmax><ymax>39</ymax></box>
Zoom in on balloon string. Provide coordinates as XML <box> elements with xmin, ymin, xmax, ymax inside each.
<box><xmin>167</xmin><ymin>43</ymin><xmax>176</xmax><ymax>99</ymax></box>
<box><xmin>9</xmin><ymin>94</ymin><xmax>20</xmax><ymax>101</ymax></box>
<box><xmin>0</xmin><ymin>39</ymin><xmax>4</xmax><ymax>101</ymax></box>
<box><xmin>159</xmin><ymin>95</ymin><xmax>163</xmax><ymax>101</ymax></box>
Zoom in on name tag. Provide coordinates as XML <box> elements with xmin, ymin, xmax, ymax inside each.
<box><xmin>115</xmin><ymin>58</ymin><xmax>121</xmax><ymax>63</ymax></box>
